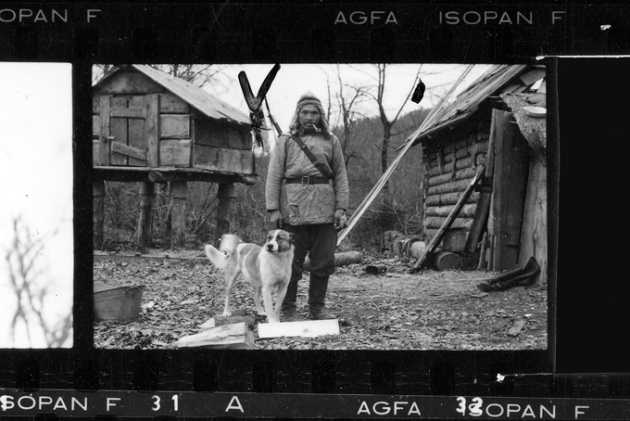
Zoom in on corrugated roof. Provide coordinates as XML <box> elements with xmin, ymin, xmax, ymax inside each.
<box><xmin>405</xmin><ymin>64</ymin><xmax>530</xmax><ymax>148</ymax></box>
<box><xmin>95</xmin><ymin>65</ymin><xmax>251</xmax><ymax>126</ymax></box>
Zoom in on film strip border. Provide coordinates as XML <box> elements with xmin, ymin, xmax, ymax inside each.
<box><xmin>0</xmin><ymin>3</ymin><xmax>629</xmax><ymax>63</ymax></box>
<box><xmin>0</xmin><ymin>389</ymin><xmax>628</xmax><ymax>419</ymax></box>
<box><xmin>0</xmin><ymin>2</ymin><xmax>627</xmax><ymax>417</ymax></box>
<box><xmin>1</xmin><ymin>351</ymin><xmax>629</xmax><ymax>397</ymax></box>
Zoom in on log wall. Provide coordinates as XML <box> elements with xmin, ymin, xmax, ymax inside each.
<box><xmin>423</xmin><ymin>118</ymin><xmax>490</xmax><ymax>240</ymax></box>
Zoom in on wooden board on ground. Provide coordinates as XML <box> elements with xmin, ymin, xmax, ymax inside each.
<box><xmin>175</xmin><ymin>322</ymin><xmax>254</xmax><ymax>349</ymax></box>
<box><xmin>200</xmin><ymin>315</ymin><xmax>255</xmax><ymax>330</ymax></box>
<box><xmin>258</xmin><ymin>319</ymin><xmax>340</xmax><ymax>339</ymax></box>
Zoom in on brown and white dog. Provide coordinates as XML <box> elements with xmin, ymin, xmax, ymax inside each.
<box><xmin>204</xmin><ymin>230</ymin><xmax>294</xmax><ymax>323</ymax></box>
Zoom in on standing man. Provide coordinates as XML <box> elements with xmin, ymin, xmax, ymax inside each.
<box><xmin>266</xmin><ymin>92</ymin><xmax>349</xmax><ymax>321</ymax></box>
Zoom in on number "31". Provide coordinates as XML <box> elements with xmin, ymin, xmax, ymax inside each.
<box><xmin>152</xmin><ymin>395</ymin><xmax>180</xmax><ymax>411</ymax></box>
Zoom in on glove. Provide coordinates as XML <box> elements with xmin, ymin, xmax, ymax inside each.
<box><xmin>334</xmin><ymin>209</ymin><xmax>347</xmax><ymax>230</ymax></box>
<box><xmin>268</xmin><ymin>210</ymin><xmax>283</xmax><ymax>229</ymax></box>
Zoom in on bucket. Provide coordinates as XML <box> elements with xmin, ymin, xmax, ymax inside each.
<box><xmin>443</xmin><ymin>228</ymin><xmax>467</xmax><ymax>252</ymax></box>
<box><xmin>94</xmin><ymin>284</ymin><xmax>146</xmax><ymax>322</ymax></box>
<box><xmin>219</xmin><ymin>233</ymin><xmax>241</xmax><ymax>253</ymax></box>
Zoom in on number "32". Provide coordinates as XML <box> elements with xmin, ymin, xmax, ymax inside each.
<box><xmin>456</xmin><ymin>397</ymin><xmax>484</xmax><ymax>417</ymax></box>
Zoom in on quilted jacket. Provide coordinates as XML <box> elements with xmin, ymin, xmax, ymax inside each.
<box><xmin>266</xmin><ymin>132</ymin><xmax>349</xmax><ymax>226</ymax></box>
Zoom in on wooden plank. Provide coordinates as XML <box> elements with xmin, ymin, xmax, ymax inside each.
<box><xmin>111</xmin><ymin>141</ymin><xmax>147</xmax><ymax>161</ymax></box>
<box><xmin>258</xmin><ymin>319</ymin><xmax>340</xmax><ymax>339</ymax></box>
<box><xmin>175</xmin><ymin>322</ymin><xmax>253</xmax><ymax>348</ymax></box>
<box><xmin>110</xmin><ymin>106</ymin><xmax>146</xmax><ymax>118</ymax></box>
<box><xmin>518</xmin><ymin>153</ymin><xmax>547</xmax><ymax>286</ymax></box>
<box><xmin>160</xmin><ymin>139</ymin><xmax>191</xmax><ymax>167</ymax></box>
<box><xmin>201</xmin><ymin>315</ymin><xmax>255</xmax><ymax>330</ymax></box>
<box><xmin>128</xmin><ymin>118</ymin><xmax>147</xmax><ymax>167</ymax></box>
<box><xmin>161</xmin><ymin>114</ymin><xmax>190</xmax><ymax>139</ymax></box>
<box><xmin>98</xmin><ymin>95</ymin><xmax>111</xmax><ymax>166</ymax></box>
<box><xmin>193</xmin><ymin>145</ymin><xmax>255</xmax><ymax>174</ymax></box>
<box><xmin>160</xmin><ymin>92</ymin><xmax>189</xmax><ymax>113</ymax></box>
<box><xmin>92</xmin><ymin>140</ymin><xmax>100</xmax><ymax>166</ymax></box>
<box><xmin>194</xmin><ymin>116</ymin><xmax>250</xmax><ymax>149</ymax></box>
<box><xmin>146</xmin><ymin>94</ymin><xmax>160</xmax><ymax>167</ymax></box>
<box><xmin>127</xmin><ymin>95</ymin><xmax>145</xmax><ymax>108</ymax></box>
<box><xmin>110</xmin><ymin>117</ymin><xmax>128</xmax><ymax>166</ymax></box>
<box><xmin>491</xmin><ymin>110</ymin><xmax>530</xmax><ymax>271</ymax></box>
<box><xmin>92</xmin><ymin>115</ymin><xmax>100</xmax><ymax>138</ymax></box>
<box><xmin>412</xmin><ymin>165</ymin><xmax>485</xmax><ymax>271</ymax></box>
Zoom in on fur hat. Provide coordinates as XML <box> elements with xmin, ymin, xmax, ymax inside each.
<box><xmin>295</xmin><ymin>92</ymin><xmax>324</xmax><ymax>111</ymax></box>
<box><xmin>288</xmin><ymin>92</ymin><xmax>331</xmax><ymax>138</ymax></box>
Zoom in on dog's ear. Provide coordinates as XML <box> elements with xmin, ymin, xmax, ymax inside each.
<box><xmin>287</xmin><ymin>232</ymin><xmax>295</xmax><ymax>243</ymax></box>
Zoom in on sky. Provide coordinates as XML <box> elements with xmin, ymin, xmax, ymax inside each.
<box><xmin>0</xmin><ymin>63</ymin><xmax>73</xmax><ymax>348</ymax></box>
<box><xmin>202</xmin><ymin>63</ymin><xmax>493</xmax><ymax>142</ymax></box>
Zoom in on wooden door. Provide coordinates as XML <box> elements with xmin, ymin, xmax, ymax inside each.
<box><xmin>109</xmin><ymin>95</ymin><xmax>148</xmax><ymax>167</ymax></box>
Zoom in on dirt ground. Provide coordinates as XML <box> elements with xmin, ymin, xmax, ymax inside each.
<box><xmin>93</xmin><ymin>250</ymin><xmax>547</xmax><ymax>350</ymax></box>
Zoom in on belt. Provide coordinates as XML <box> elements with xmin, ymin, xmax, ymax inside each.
<box><xmin>284</xmin><ymin>176</ymin><xmax>330</xmax><ymax>185</ymax></box>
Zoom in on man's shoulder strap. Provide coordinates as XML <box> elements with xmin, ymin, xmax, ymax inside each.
<box><xmin>291</xmin><ymin>134</ymin><xmax>332</xmax><ymax>179</ymax></box>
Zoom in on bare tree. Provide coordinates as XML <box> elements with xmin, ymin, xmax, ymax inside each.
<box><xmin>369</xmin><ymin>64</ymin><xmax>422</xmax><ymax>193</ymax></box>
<box><xmin>324</xmin><ymin>65</ymin><xmax>371</xmax><ymax>167</ymax></box>
<box><xmin>5</xmin><ymin>217</ymin><xmax>72</xmax><ymax>347</ymax></box>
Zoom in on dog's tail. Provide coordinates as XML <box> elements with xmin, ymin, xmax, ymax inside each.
<box><xmin>204</xmin><ymin>244</ymin><xmax>230</xmax><ymax>270</ymax></box>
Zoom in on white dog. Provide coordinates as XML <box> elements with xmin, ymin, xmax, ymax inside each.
<box><xmin>205</xmin><ymin>230</ymin><xmax>294</xmax><ymax>323</ymax></box>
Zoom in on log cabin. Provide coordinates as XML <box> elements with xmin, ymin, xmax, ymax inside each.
<box><xmin>409</xmin><ymin>64</ymin><xmax>547</xmax><ymax>284</ymax></box>
<box><xmin>92</xmin><ymin>65</ymin><xmax>255</xmax><ymax>248</ymax></box>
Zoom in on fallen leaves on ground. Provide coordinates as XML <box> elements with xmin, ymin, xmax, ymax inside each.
<box><xmin>93</xmin><ymin>253</ymin><xmax>547</xmax><ymax>350</ymax></box>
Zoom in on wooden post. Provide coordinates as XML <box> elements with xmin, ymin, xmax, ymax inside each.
<box><xmin>518</xmin><ymin>152</ymin><xmax>547</xmax><ymax>286</ymax></box>
<box><xmin>146</xmin><ymin>93</ymin><xmax>160</xmax><ymax>168</ymax></box>
<box><xmin>491</xmin><ymin>111</ymin><xmax>530</xmax><ymax>271</ymax></box>
<box><xmin>93</xmin><ymin>179</ymin><xmax>105</xmax><ymax>249</ymax></box>
<box><xmin>171</xmin><ymin>181</ymin><xmax>188</xmax><ymax>249</ymax></box>
<box><xmin>99</xmin><ymin>96</ymin><xmax>111</xmax><ymax>166</ymax></box>
<box><xmin>215</xmin><ymin>183</ymin><xmax>237</xmax><ymax>245</ymax></box>
<box><xmin>465</xmin><ymin>118</ymin><xmax>497</xmax><ymax>254</ymax></box>
<box><xmin>137</xmin><ymin>181</ymin><xmax>155</xmax><ymax>248</ymax></box>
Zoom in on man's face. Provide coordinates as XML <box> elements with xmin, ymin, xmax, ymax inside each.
<box><xmin>298</xmin><ymin>104</ymin><xmax>321</xmax><ymax>129</ymax></box>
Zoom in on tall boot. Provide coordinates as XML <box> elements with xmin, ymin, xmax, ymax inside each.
<box><xmin>477</xmin><ymin>257</ymin><xmax>541</xmax><ymax>292</ymax></box>
<box><xmin>281</xmin><ymin>277</ymin><xmax>300</xmax><ymax>321</ymax></box>
<box><xmin>307</xmin><ymin>274</ymin><xmax>337</xmax><ymax>320</ymax></box>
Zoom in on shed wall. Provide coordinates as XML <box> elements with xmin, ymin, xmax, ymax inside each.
<box><xmin>423</xmin><ymin>117</ymin><xmax>490</xmax><ymax>240</ymax></box>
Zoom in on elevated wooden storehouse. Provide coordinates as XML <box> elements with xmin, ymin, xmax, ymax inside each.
<box><xmin>409</xmin><ymin>64</ymin><xmax>547</xmax><ymax>284</ymax></box>
<box><xmin>92</xmin><ymin>65</ymin><xmax>255</xmax><ymax>248</ymax></box>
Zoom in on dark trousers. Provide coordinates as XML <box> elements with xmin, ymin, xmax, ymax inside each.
<box><xmin>282</xmin><ymin>223</ymin><xmax>337</xmax><ymax>310</ymax></box>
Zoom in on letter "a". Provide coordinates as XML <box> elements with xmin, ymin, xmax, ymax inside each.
<box><xmin>335</xmin><ymin>11</ymin><xmax>347</xmax><ymax>24</ymax></box>
<box><xmin>225</xmin><ymin>396</ymin><xmax>244</xmax><ymax>413</ymax></box>
<box><xmin>357</xmin><ymin>401</ymin><xmax>371</xmax><ymax>415</ymax></box>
